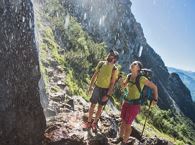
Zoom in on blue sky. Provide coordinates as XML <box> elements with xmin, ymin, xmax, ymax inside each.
<box><xmin>131</xmin><ymin>0</ymin><xmax>195</xmax><ymax>71</ymax></box>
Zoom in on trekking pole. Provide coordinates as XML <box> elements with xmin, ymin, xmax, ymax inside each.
<box><xmin>139</xmin><ymin>100</ymin><xmax>153</xmax><ymax>144</ymax></box>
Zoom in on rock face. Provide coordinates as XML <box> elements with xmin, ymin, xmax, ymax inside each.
<box><xmin>168</xmin><ymin>67</ymin><xmax>195</xmax><ymax>102</ymax></box>
<box><xmin>0</xmin><ymin>0</ymin><xmax>46</xmax><ymax>145</ymax></box>
<box><xmin>168</xmin><ymin>73</ymin><xmax>195</xmax><ymax>121</ymax></box>
<box><xmin>61</xmin><ymin>0</ymin><xmax>195</xmax><ymax>122</ymax></box>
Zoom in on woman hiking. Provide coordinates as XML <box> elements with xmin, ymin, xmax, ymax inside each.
<box><xmin>113</xmin><ymin>61</ymin><xmax>158</xmax><ymax>144</ymax></box>
<box><xmin>83</xmin><ymin>50</ymin><xmax>119</xmax><ymax>132</ymax></box>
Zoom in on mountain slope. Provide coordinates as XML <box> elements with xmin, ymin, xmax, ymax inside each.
<box><xmin>61</xmin><ymin>0</ymin><xmax>195</xmax><ymax>122</ymax></box>
<box><xmin>168</xmin><ymin>67</ymin><xmax>195</xmax><ymax>80</ymax></box>
<box><xmin>168</xmin><ymin>67</ymin><xmax>195</xmax><ymax>101</ymax></box>
<box><xmin>33</xmin><ymin>0</ymin><xmax>195</xmax><ymax>144</ymax></box>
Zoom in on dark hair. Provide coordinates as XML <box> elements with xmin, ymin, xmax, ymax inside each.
<box><xmin>129</xmin><ymin>61</ymin><xmax>143</xmax><ymax>72</ymax></box>
<box><xmin>106</xmin><ymin>49</ymin><xmax>119</xmax><ymax>63</ymax></box>
<box><xmin>109</xmin><ymin>49</ymin><xmax>119</xmax><ymax>61</ymax></box>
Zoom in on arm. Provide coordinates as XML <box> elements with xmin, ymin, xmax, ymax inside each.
<box><xmin>88</xmin><ymin>71</ymin><xmax>98</xmax><ymax>95</ymax></box>
<box><xmin>120</xmin><ymin>77</ymin><xmax>128</xmax><ymax>104</ymax></box>
<box><xmin>88</xmin><ymin>61</ymin><xmax>102</xmax><ymax>93</ymax></box>
<box><xmin>122</xmin><ymin>77</ymin><xmax>128</xmax><ymax>89</ymax></box>
<box><xmin>144</xmin><ymin>79</ymin><xmax>158</xmax><ymax>101</ymax></box>
<box><xmin>120</xmin><ymin>75</ymin><xmax>129</xmax><ymax>90</ymax></box>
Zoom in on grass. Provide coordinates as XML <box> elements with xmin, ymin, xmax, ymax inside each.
<box><xmin>135</xmin><ymin>105</ymin><xmax>195</xmax><ymax>145</ymax></box>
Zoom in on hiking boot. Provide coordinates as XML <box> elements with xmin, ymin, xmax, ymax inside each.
<box><xmin>111</xmin><ymin>137</ymin><xmax>123</xmax><ymax>144</ymax></box>
<box><xmin>91</xmin><ymin>122</ymin><xmax>97</xmax><ymax>133</ymax></box>
<box><xmin>82</xmin><ymin>121</ymin><xmax>92</xmax><ymax>129</ymax></box>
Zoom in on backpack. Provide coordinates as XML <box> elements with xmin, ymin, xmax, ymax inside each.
<box><xmin>125</xmin><ymin>68</ymin><xmax>154</xmax><ymax>105</ymax></box>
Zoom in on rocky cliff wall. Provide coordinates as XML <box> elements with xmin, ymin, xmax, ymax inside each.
<box><xmin>0</xmin><ymin>0</ymin><xmax>46</xmax><ymax>145</ymax></box>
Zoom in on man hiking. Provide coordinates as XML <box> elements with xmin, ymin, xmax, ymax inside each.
<box><xmin>113</xmin><ymin>61</ymin><xmax>158</xmax><ymax>144</ymax></box>
<box><xmin>83</xmin><ymin>49</ymin><xmax>119</xmax><ymax>132</ymax></box>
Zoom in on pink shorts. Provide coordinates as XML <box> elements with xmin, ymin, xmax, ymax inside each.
<box><xmin>121</xmin><ymin>102</ymin><xmax>140</xmax><ymax>125</ymax></box>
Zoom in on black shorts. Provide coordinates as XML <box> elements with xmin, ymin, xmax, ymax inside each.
<box><xmin>90</xmin><ymin>86</ymin><xmax>109</xmax><ymax>105</ymax></box>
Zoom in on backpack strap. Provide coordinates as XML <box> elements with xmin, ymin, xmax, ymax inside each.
<box><xmin>110</xmin><ymin>65</ymin><xmax>117</xmax><ymax>82</ymax></box>
<box><xmin>135</xmin><ymin>74</ymin><xmax>142</xmax><ymax>94</ymax></box>
<box><xmin>127</xmin><ymin>73</ymin><xmax>132</xmax><ymax>82</ymax></box>
<box><xmin>127</xmin><ymin>73</ymin><xmax>142</xmax><ymax>93</ymax></box>
<box><xmin>97</xmin><ymin>61</ymin><xmax>117</xmax><ymax>75</ymax></box>
<box><xmin>112</xmin><ymin>65</ymin><xmax>117</xmax><ymax>73</ymax></box>
<box><xmin>97</xmin><ymin>61</ymin><xmax>105</xmax><ymax>72</ymax></box>
<box><xmin>97</xmin><ymin>62</ymin><xmax>117</xmax><ymax>84</ymax></box>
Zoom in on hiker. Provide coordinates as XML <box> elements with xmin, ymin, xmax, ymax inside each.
<box><xmin>83</xmin><ymin>49</ymin><xmax>119</xmax><ymax>132</ymax></box>
<box><xmin>113</xmin><ymin>61</ymin><xmax>158</xmax><ymax>144</ymax></box>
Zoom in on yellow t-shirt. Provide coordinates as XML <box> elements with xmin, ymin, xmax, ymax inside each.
<box><xmin>126</xmin><ymin>75</ymin><xmax>148</xmax><ymax>100</ymax></box>
<box><xmin>95</xmin><ymin>61</ymin><xmax>118</xmax><ymax>88</ymax></box>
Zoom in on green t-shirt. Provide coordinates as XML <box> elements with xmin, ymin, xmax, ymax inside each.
<box><xmin>126</xmin><ymin>75</ymin><xmax>148</xmax><ymax>100</ymax></box>
<box><xmin>95</xmin><ymin>61</ymin><xmax>118</xmax><ymax>88</ymax></box>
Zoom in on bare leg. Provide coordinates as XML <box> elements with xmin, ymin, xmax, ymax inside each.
<box><xmin>119</xmin><ymin>120</ymin><xmax>126</xmax><ymax>138</ymax></box>
<box><xmin>93</xmin><ymin>104</ymin><xmax>103</xmax><ymax>123</ymax></box>
<box><xmin>88</xmin><ymin>103</ymin><xmax>96</xmax><ymax>122</ymax></box>
<box><xmin>123</xmin><ymin>123</ymin><xmax>132</xmax><ymax>143</ymax></box>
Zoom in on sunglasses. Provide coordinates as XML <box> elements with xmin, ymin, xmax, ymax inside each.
<box><xmin>132</xmin><ymin>62</ymin><xmax>139</xmax><ymax>66</ymax></box>
<box><xmin>131</xmin><ymin>62</ymin><xmax>142</xmax><ymax>69</ymax></box>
